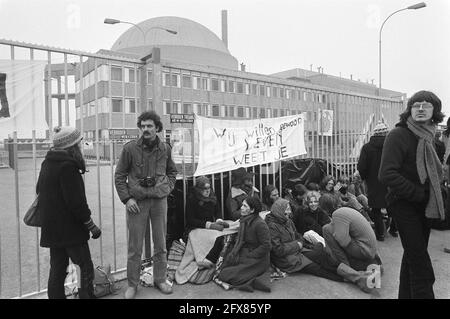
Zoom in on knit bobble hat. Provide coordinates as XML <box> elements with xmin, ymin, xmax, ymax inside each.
<box><xmin>53</xmin><ymin>126</ymin><xmax>83</xmax><ymax>149</ymax></box>
<box><xmin>195</xmin><ymin>176</ymin><xmax>211</xmax><ymax>189</ymax></box>
<box><xmin>373</xmin><ymin>122</ymin><xmax>388</xmax><ymax>136</ymax></box>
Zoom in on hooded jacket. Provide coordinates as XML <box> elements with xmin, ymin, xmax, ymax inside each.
<box><xmin>37</xmin><ymin>149</ymin><xmax>91</xmax><ymax>248</ymax></box>
<box><xmin>265</xmin><ymin>199</ymin><xmax>312</xmax><ymax>273</ymax></box>
<box><xmin>357</xmin><ymin>135</ymin><xmax>388</xmax><ymax>208</ymax></box>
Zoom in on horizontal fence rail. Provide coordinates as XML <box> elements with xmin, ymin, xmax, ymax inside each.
<box><xmin>0</xmin><ymin>40</ymin><xmax>405</xmax><ymax>298</ymax></box>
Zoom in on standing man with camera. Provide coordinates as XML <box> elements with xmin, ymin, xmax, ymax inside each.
<box><xmin>115</xmin><ymin>111</ymin><xmax>177</xmax><ymax>299</ymax></box>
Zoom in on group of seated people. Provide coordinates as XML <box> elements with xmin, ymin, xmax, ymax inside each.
<box><xmin>175</xmin><ymin>168</ymin><xmax>382</xmax><ymax>294</ymax></box>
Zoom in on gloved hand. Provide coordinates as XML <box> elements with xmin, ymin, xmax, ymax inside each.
<box><xmin>208</xmin><ymin>222</ymin><xmax>224</xmax><ymax>231</ymax></box>
<box><xmin>84</xmin><ymin>218</ymin><xmax>102</xmax><ymax>239</ymax></box>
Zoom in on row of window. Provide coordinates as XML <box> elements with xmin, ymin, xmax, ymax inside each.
<box><xmin>75</xmin><ymin>98</ymin><xmax>154</xmax><ymax>119</ymax></box>
<box><xmin>162</xmin><ymin>72</ymin><xmax>327</xmax><ymax>103</ymax></box>
<box><xmin>163</xmin><ymin>101</ymin><xmax>307</xmax><ymax>119</ymax></box>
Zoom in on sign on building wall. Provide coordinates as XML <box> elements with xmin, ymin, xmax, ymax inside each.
<box><xmin>170</xmin><ymin>113</ymin><xmax>194</xmax><ymax>124</ymax></box>
<box><xmin>0</xmin><ymin>60</ymin><xmax>49</xmax><ymax>139</ymax></box>
<box><xmin>194</xmin><ymin>114</ymin><xmax>307</xmax><ymax>176</ymax></box>
<box><xmin>318</xmin><ymin>109</ymin><xmax>333</xmax><ymax>136</ymax></box>
<box><xmin>108</xmin><ymin>128</ymin><xmax>139</xmax><ymax>140</ymax></box>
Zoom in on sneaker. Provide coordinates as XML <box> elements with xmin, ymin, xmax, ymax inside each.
<box><xmin>155</xmin><ymin>281</ymin><xmax>173</xmax><ymax>295</ymax></box>
<box><xmin>124</xmin><ymin>286</ymin><xmax>137</xmax><ymax>299</ymax></box>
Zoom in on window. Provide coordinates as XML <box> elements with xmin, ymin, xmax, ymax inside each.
<box><xmin>182</xmin><ymin>75</ymin><xmax>192</xmax><ymax>88</ymax></box>
<box><xmin>211</xmin><ymin>78</ymin><xmax>219</xmax><ymax>91</ymax></box>
<box><xmin>286</xmin><ymin>89</ymin><xmax>290</xmax><ymax>99</ymax></box>
<box><xmin>111</xmin><ymin>67</ymin><xmax>122</xmax><ymax>81</ymax></box>
<box><xmin>272</xmin><ymin>87</ymin><xmax>278</xmax><ymax>98</ymax></box>
<box><xmin>127</xmin><ymin>68</ymin><xmax>136</xmax><ymax>83</ymax></box>
<box><xmin>163</xmin><ymin>73</ymin><xmax>171</xmax><ymax>86</ymax></box>
<box><xmin>244</xmin><ymin>83</ymin><xmax>250</xmax><ymax>95</ymax></box>
<box><xmin>125</xmin><ymin>99</ymin><xmax>136</xmax><ymax>113</ymax></box>
<box><xmin>173</xmin><ymin>102</ymin><xmax>181</xmax><ymax>114</ymax></box>
<box><xmin>266</xmin><ymin>86</ymin><xmax>271</xmax><ymax>97</ymax></box>
<box><xmin>164</xmin><ymin>101</ymin><xmax>171</xmax><ymax>114</ymax></box>
<box><xmin>193</xmin><ymin>103</ymin><xmax>201</xmax><ymax>115</ymax></box>
<box><xmin>220</xmin><ymin>80</ymin><xmax>226</xmax><ymax>92</ymax></box>
<box><xmin>228</xmin><ymin>81</ymin><xmax>235</xmax><ymax>93</ymax></box>
<box><xmin>279</xmin><ymin>88</ymin><xmax>285</xmax><ymax>98</ymax></box>
<box><xmin>183</xmin><ymin>103</ymin><xmax>193</xmax><ymax>114</ymax></box>
<box><xmin>251</xmin><ymin>84</ymin><xmax>257</xmax><ymax>95</ymax></box>
<box><xmin>148</xmin><ymin>99</ymin><xmax>153</xmax><ymax>110</ymax></box>
<box><xmin>252</xmin><ymin>107</ymin><xmax>258</xmax><ymax>118</ymax></box>
<box><xmin>220</xmin><ymin>105</ymin><xmax>226</xmax><ymax>117</ymax></box>
<box><xmin>112</xmin><ymin>99</ymin><xmax>123</xmax><ymax>112</ymax></box>
<box><xmin>259</xmin><ymin>85</ymin><xmax>265</xmax><ymax>96</ymax></box>
<box><xmin>259</xmin><ymin>108</ymin><xmax>266</xmax><ymax>118</ymax></box>
<box><xmin>237</xmin><ymin>106</ymin><xmax>244</xmax><ymax>118</ymax></box>
<box><xmin>202</xmin><ymin>78</ymin><xmax>209</xmax><ymax>91</ymax></box>
<box><xmin>245</xmin><ymin>107</ymin><xmax>250</xmax><ymax>118</ymax></box>
<box><xmin>267</xmin><ymin>108</ymin><xmax>272</xmax><ymax>118</ymax></box>
<box><xmin>237</xmin><ymin>82</ymin><xmax>244</xmax><ymax>94</ymax></box>
<box><xmin>228</xmin><ymin>105</ymin><xmax>235</xmax><ymax>117</ymax></box>
<box><xmin>147</xmin><ymin>71</ymin><xmax>153</xmax><ymax>84</ymax></box>
<box><xmin>171</xmin><ymin>74</ymin><xmax>180</xmax><ymax>88</ymax></box>
<box><xmin>212</xmin><ymin>104</ymin><xmax>220</xmax><ymax>117</ymax></box>
<box><xmin>280</xmin><ymin>109</ymin><xmax>285</xmax><ymax>116</ymax></box>
<box><xmin>273</xmin><ymin>108</ymin><xmax>278</xmax><ymax>117</ymax></box>
<box><xmin>193</xmin><ymin>77</ymin><xmax>201</xmax><ymax>90</ymax></box>
<box><xmin>203</xmin><ymin>103</ymin><xmax>210</xmax><ymax>116</ymax></box>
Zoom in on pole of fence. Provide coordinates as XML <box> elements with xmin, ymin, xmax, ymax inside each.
<box><xmin>13</xmin><ymin>131</ymin><xmax>22</xmax><ymax>297</ymax></box>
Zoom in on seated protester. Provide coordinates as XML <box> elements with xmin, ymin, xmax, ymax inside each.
<box><xmin>225</xmin><ymin>167</ymin><xmax>260</xmax><ymax>221</ymax></box>
<box><xmin>266</xmin><ymin>198</ymin><xmax>375</xmax><ymax>292</ymax></box>
<box><xmin>295</xmin><ymin>191</ymin><xmax>331</xmax><ymax>236</ymax></box>
<box><xmin>184</xmin><ymin>176</ymin><xmax>228</xmax><ymax>242</ymax></box>
<box><xmin>306</xmin><ymin>182</ymin><xmax>320</xmax><ymax>191</ymax></box>
<box><xmin>285</xmin><ymin>183</ymin><xmax>308</xmax><ymax>215</ymax></box>
<box><xmin>262</xmin><ymin>185</ymin><xmax>279</xmax><ymax>211</ymax></box>
<box><xmin>218</xmin><ymin>196</ymin><xmax>272</xmax><ymax>292</ymax></box>
<box><xmin>348</xmin><ymin>171</ymin><xmax>368</xmax><ymax>198</ymax></box>
<box><xmin>322</xmin><ymin>207</ymin><xmax>382</xmax><ymax>273</ymax></box>
<box><xmin>318</xmin><ymin>193</ymin><xmax>339</xmax><ymax>217</ymax></box>
<box><xmin>336</xmin><ymin>176</ymin><xmax>372</xmax><ymax>223</ymax></box>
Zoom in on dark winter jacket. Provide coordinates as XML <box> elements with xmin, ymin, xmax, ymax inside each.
<box><xmin>37</xmin><ymin>150</ymin><xmax>91</xmax><ymax>248</ymax></box>
<box><xmin>225</xmin><ymin>186</ymin><xmax>259</xmax><ymax>221</ymax></box>
<box><xmin>358</xmin><ymin>135</ymin><xmax>388</xmax><ymax>208</ymax></box>
<box><xmin>114</xmin><ymin>136</ymin><xmax>177</xmax><ymax>204</ymax></box>
<box><xmin>218</xmin><ymin>214</ymin><xmax>271</xmax><ymax>287</ymax></box>
<box><xmin>294</xmin><ymin>206</ymin><xmax>331</xmax><ymax>236</ymax></box>
<box><xmin>185</xmin><ymin>189</ymin><xmax>220</xmax><ymax>233</ymax></box>
<box><xmin>378</xmin><ymin>122</ymin><xmax>429</xmax><ymax>207</ymax></box>
<box><xmin>265</xmin><ymin>204</ymin><xmax>312</xmax><ymax>273</ymax></box>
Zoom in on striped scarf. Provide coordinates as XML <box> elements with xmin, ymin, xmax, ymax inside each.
<box><xmin>406</xmin><ymin>116</ymin><xmax>445</xmax><ymax>220</ymax></box>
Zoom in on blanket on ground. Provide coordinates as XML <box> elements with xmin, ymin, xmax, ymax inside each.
<box><xmin>175</xmin><ymin>223</ymin><xmax>238</xmax><ymax>284</ymax></box>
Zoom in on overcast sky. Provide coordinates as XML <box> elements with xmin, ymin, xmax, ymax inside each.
<box><xmin>1</xmin><ymin>0</ymin><xmax>449</xmax><ymax>119</ymax></box>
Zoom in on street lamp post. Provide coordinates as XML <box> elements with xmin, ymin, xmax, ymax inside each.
<box><xmin>104</xmin><ymin>18</ymin><xmax>177</xmax><ymax>45</ymax></box>
<box><xmin>378</xmin><ymin>2</ymin><xmax>426</xmax><ymax>96</ymax></box>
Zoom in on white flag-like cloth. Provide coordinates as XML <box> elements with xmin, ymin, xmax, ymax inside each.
<box><xmin>194</xmin><ymin>114</ymin><xmax>307</xmax><ymax>176</ymax></box>
<box><xmin>0</xmin><ymin>60</ymin><xmax>48</xmax><ymax>139</ymax></box>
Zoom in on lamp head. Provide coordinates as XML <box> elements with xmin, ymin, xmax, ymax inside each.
<box><xmin>407</xmin><ymin>2</ymin><xmax>426</xmax><ymax>9</ymax></box>
<box><xmin>104</xmin><ymin>18</ymin><xmax>121</xmax><ymax>24</ymax></box>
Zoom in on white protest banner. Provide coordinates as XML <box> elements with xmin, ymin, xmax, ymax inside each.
<box><xmin>0</xmin><ymin>60</ymin><xmax>49</xmax><ymax>139</ymax></box>
<box><xmin>194</xmin><ymin>114</ymin><xmax>307</xmax><ymax>176</ymax></box>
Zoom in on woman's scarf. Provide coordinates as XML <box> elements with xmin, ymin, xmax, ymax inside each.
<box><xmin>406</xmin><ymin>116</ymin><xmax>445</xmax><ymax>220</ymax></box>
<box><xmin>227</xmin><ymin>213</ymin><xmax>257</xmax><ymax>264</ymax></box>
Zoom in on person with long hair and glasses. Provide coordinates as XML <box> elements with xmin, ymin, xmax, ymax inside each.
<box><xmin>379</xmin><ymin>90</ymin><xmax>445</xmax><ymax>298</ymax></box>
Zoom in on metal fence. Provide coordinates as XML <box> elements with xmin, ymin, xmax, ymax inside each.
<box><xmin>0</xmin><ymin>39</ymin><xmax>405</xmax><ymax>299</ymax></box>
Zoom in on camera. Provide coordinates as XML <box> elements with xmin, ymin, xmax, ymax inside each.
<box><xmin>139</xmin><ymin>176</ymin><xmax>156</xmax><ymax>187</ymax></box>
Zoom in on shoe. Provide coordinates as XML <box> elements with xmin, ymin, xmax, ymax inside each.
<box><xmin>376</xmin><ymin>235</ymin><xmax>385</xmax><ymax>242</ymax></box>
<box><xmin>155</xmin><ymin>281</ymin><xmax>173</xmax><ymax>295</ymax></box>
<box><xmin>124</xmin><ymin>286</ymin><xmax>137</xmax><ymax>299</ymax></box>
<box><xmin>388</xmin><ymin>228</ymin><xmax>398</xmax><ymax>237</ymax></box>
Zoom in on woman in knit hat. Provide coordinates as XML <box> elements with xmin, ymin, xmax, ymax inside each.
<box><xmin>218</xmin><ymin>196</ymin><xmax>272</xmax><ymax>292</ymax></box>
<box><xmin>266</xmin><ymin>198</ymin><xmax>376</xmax><ymax>293</ymax></box>
<box><xmin>36</xmin><ymin>126</ymin><xmax>101</xmax><ymax>299</ymax></box>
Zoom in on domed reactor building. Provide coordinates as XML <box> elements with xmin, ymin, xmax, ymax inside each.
<box><xmin>75</xmin><ymin>11</ymin><xmax>405</xmax><ymax>171</ymax></box>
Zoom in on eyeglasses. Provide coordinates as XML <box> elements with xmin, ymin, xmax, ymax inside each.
<box><xmin>411</xmin><ymin>102</ymin><xmax>433</xmax><ymax>110</ymax></box>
